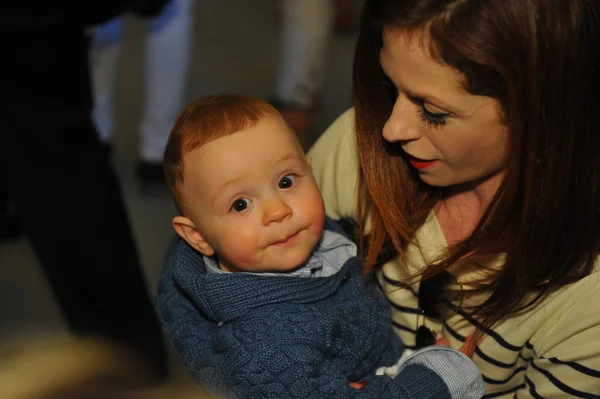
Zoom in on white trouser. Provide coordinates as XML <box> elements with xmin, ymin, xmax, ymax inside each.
<box><xmin>275</xmin><ymin>0</ymin><xmax>334</xmax><ymax>107</ymax></box>
<box><xmin>90</xmin><ymin>0</ymin><xmax>195</xmax><ymax>163</ymax></box>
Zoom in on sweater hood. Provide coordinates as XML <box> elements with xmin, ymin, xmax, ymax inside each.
<box><xmin>167</xmin><ymin>237</ymin><xmax>360</xmax><ymax>323</ymax></box>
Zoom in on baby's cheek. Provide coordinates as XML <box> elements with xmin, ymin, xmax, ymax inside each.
<box><xmin>313</xmin><ymin>210</ymin><xmax>326</xmax><ymax>232</ymax></box>
<box><xmin>221</xmin><ymin>227</ymin><xmax>260</xmax><ymax>269</ymax></box>
<box><xmin>229</xmin><ymin>250</ymin><xmax>256</xmax><ymax>269</ymax></box>
<box><xmin>309</xmin><ymin>195</ymin><xmax>326</xmax><ymax>233</ymax></box>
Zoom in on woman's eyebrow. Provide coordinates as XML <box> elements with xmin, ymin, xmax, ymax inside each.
<box><xmin>379</xmin><ymin>59</ymin><xmax>465</xmax><ymax>116</ymax></box>
<box><xmin>404</xmin><ymin>89</ymin><xmax>461</xmax><ymax>115</ymax></box>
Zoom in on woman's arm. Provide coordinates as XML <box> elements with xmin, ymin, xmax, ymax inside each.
<box><xmin>512</xmin><ymin>274</ymin><xmax>600</xmax><ymax>398</ymax></box>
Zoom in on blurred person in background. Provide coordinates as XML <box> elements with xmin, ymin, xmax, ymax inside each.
<box><xmin>272</xmin><ymin>0</ymin><xmax>334</xmax><ymax>144</ymax></box>
<box><xmin>272</xmin><ymin>0</ymin><xmax>360</xmax><ymax>148</ymax></box>
<box><xmin>90</xmin><ymin>0</ymin><xmax>195</xmax><ymax>190</ymax></box>
<box><xmin>0</xmin><ymin>0</ymin><xmax>169</xmax><ymax>382</ymax></box>
<box><xmin>333</xmin><ymin>0</ymin><xmax>360</xmax><ymax>33</ymax></box>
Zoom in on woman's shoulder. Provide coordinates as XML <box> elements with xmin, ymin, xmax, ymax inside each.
<box><xmin>309</xmin><ymin>108</ymin><xmax>360</xmax><ymax>220</ymax></box>
<box><xmin>309</xmin><ymin>108</ymin><xmax>358</xmax><ymax>179</ymax></box>
<box><xmin>546</xmin><ymin>258</ymin><xmax>600</xmax><ymax>313</ymax></box>
<box><xmin>310</xmin><ymin>108</ymin><xmax>356</xmax><ymax>151</ymax></box>
<box><xmin>547</xmin><ymin>258</ymin><xmax>600</xmax><ymax>310</ymax></box>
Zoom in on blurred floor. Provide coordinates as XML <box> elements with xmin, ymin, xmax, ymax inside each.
<box><xmin>0</xmin><ymin>0</ymin><xmax>355</xmax><ymax>380</ymax></box>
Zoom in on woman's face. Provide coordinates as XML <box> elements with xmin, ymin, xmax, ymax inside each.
<box><xmin>379</xmin><ymin>28</ymin><xmax>508</xmax><ymax>187</ymax></box>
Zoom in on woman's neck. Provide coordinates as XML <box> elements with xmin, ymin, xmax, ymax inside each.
<box><xmin>434</xmin><ymin>171</ymin><xmax>504</xmax><ymax>244</ymax></box>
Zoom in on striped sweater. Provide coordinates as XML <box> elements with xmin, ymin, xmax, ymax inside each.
<box><xmin>308</xmin><ymin>109</ymin><xmax>600</xmax><ymax>398</ymax></box>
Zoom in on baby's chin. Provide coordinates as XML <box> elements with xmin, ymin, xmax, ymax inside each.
<box><xmin>271</xmin><ymin>251</ymin><xmax>314</xmax><ymax>273</ymax></box>
<box><xmin>259</xmin><ymin>247</ymin><xmax>315</xmax><ymax>273</ymax></box>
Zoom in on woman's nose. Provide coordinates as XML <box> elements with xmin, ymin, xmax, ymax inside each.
<box><xmin>261</xmin><ymin>197</ymin><xmax>292</xmax><ymax>225</ymax></box>
<box><xmin>382</xmin><ymin>97</ymin><xmax>422</xmax><ymax>143</ymax></box>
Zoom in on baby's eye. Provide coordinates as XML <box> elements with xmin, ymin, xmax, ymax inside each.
<box><xmin>278</xmin><ymin>174</ymin><xmax>296</xmax><ymax>189</ymax></box>
<box><xmin>231</xmin><ymin>198</ymin><xmax>250</xmax><ymax>212</ymax></box>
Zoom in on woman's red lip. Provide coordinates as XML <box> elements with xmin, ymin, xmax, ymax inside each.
<box><xmin>409</xmin><ymin>159</ymin><xmax>437</xmax><ymax>170</ymax></box>
<box><xmin>405</xmin><ymin>153</ymin><xmax>437</xmax><ymax>170</ymax></box>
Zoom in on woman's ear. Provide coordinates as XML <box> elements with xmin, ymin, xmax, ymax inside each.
<box><xmin>172</xmin><ymin>216</ymin><xmax>215</xmax><ymax>256</ymax></box>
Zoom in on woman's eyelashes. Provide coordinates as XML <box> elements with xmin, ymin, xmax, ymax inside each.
<box><xmin>381</xmin><ymin>75</ymin><xmax>449</xmax><ymax>129</ymax></box>
<box><xmin>418</xmin><ymin>102</ymin><xmax>448</xmax><ymax>128</ymax></box>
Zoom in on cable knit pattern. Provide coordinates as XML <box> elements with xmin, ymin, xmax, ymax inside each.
<box><xmin>157</xmin><ymin>237</ymin><xmax>454</xmax><ymax>398</ymax></box>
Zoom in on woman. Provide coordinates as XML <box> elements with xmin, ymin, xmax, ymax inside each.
<box><xmin>309</xmin><ymin>0</ymin><xmax>600</xmax><ymax>397</ymax></box>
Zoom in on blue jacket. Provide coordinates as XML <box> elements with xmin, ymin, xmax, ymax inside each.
<box><xmin>156</xmin><ymin>233</ymin><xmax>454</xmax><ymax>398</ymax></box>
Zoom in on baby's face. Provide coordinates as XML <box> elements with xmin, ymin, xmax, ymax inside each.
<box><xmin>180</xmin><ymin>114</ymin><xmax>325</xmax><ymax>273</ymax></box>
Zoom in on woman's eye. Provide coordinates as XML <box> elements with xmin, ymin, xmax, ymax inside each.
<box><xmin>278</xmin><ymin>174</ymin><xmax>296</xmax><ymax>189</ymax></box>
<box><xmin>231</xmin><ymin>198</ymin><xmax>250</xmax><ymax>212</ymax></box>
<box><xmin>418</xmin><ymin>104</ymin><xmax>448</xmax><ymax>129</ymax></box>
<box><xmin>381</xmin><ymin>75</ymin><xmax>399</xmax><ymax>100</ymax></box>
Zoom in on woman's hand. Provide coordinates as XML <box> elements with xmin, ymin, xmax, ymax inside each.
<box><xmin>436</xmin><ymin>334</ymin><xmax>477</xmax><ymax>358</ymax></box>
<box><xmin>349</xmin><ymin>381</ymin><xmax>366</xmax><ymax>389</ymax></box>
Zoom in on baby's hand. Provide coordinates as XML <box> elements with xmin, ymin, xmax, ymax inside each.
<box><xmin>436</xmin><ymin>334</ymin><xmax>477</xmax><ymax>358</ymax></box>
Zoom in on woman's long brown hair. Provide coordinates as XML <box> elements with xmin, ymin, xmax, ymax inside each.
<box><xmin>354</xmin><ymin>0</ymin><xmax>600</xmax><ymax>329</ymax></box>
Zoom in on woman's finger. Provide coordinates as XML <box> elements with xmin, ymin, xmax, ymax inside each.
<box><xmin>349</xmin><ymin>381</ymin><xmax>366</xmax><ymax>389</ymax></box>
<box><xmin>459</xmin><ymin>334</ymin><xmax>477</xmax><ymax>358</ymax></box>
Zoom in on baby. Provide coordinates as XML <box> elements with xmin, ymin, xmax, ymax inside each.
<box><xmin>156</xmin><ymin>95</ymin><xmax>484</xmax><ymax>398</ymax></box>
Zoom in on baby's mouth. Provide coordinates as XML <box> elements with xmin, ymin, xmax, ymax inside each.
<box><xmin>271</xmin><ymin>230</ymin><xmax>301</xmax><ymax>246</ymax></box>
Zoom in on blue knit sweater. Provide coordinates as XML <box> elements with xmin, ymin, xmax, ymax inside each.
<box><xmin>157</xmin><ymin>234</ymin><xmax>458</xmax><ymax>398</ymax></box>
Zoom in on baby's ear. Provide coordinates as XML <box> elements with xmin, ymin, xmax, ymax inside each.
<box><xmin>306</xmin><ymin>155</ymin><xmax>312</xmax><ymax>167</ymax></box>
<box><xmin>172</xmin><ymin>216</ymin><xmax>215</xmax><ymax>256</ymax></box>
